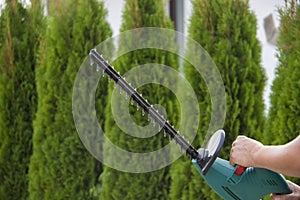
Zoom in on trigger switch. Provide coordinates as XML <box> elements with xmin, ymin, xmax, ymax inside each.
<box><xmin>234</xmin><ymin>165</ymin><xmax>247</xmax><ymax>176</ymax></box>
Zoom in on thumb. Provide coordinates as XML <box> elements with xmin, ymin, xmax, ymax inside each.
<box><xmin>270</xmin><ymin>193</ymin><xmax>281</xmax><ymax>200</ymax></box>
<box><xmin>270</xmin><ymin>193</ymin><xmax>291</xmax><ymax>200</ymax></box>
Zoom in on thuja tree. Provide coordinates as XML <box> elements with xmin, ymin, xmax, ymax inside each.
<box><xmin>99</xmin><ymin>0</ymin><xmax>179</xmax><ymax>199</ymax></box>
<box><xmin>28</xmin><ymin>0</ymin><xmax>112</xmax><ymax>199</ymax></box>
<box><xmin>0</xmin><ymin>0</ymin><xmax>43</xmax><ymax>199</ymax></box>
<box><xmin>170</xmin><ymin>0</ymin><xmax>266</xmax><ymax>199</ymax></box>
<box><xmin>265</xmin><ymin>0</ymin><xmax>300</xmax><ymax>184</ymax></box>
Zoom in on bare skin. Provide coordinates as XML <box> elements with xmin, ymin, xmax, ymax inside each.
<box><xmin>270</xmin><ymin>180</ymin><xmax>300</xmax><ymax>200</ymax></box>
<box><xmin>230</xmin><ymin>135</ymin><xmax>300</xmax><ymax>200</ymax></box>
<box><xmin>230</xmin><ymin>135</ymin><xmax>300</xmax><ymax>177</ymax></box>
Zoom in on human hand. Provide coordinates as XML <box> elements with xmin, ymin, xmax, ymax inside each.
<box><xmin>230</xmin><ymin>135</ymin><xmax>264</xmax><ymax>167</ymax></box>
<box><xmin>270</xmin><ymin>180</ymin><xmax>300</xmax><ymax>200</ymax></box>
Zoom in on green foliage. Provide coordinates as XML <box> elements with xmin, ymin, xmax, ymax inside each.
<box><xmin>28</xmin><ymin>0</ymin><xmax>112</xmax><ymax>199</ymax></box>
<box><xmin>0</xmin><ymin>0</ymin><xmax>43</xmax><ymax>199</ymax></box>
<box><xmin>265</xmin><ymin>0</ymin><xmax>300</xmax><ymax>185</ymax></box>
<box><xmin>99</xmin><ymin>0</ymin><xmax>179</xmax><ymax>199</ymax></box>
<box><xmin>170</xmin><ymin>0</ymin><xmax>266</xmax><ymax>199</ymax></box>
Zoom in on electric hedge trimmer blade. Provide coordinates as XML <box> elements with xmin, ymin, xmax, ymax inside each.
<box><xmin>89</xmin><ymin>49</ymin><xmax>199</xmax><ymax>159</ymax></box>
<box><xmin>89</xmin><ymin>49</ymin><xmax>219</xmax><ymax>174</ymax></box>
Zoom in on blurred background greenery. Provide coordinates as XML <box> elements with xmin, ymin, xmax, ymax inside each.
<box><xmin>0</xmin><ymin>0</ymin><xmax>299</xmax><ymax>199</ymax></box>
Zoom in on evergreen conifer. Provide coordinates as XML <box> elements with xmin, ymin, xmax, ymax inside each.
<box><xmin>170</xmin><ymin>0</ymin><xmax>266</xmax><ymax>199</ymax></box>
<box><xmin>99</xmin><ymin>0</ymin><xmax>178</xmax><ymax>199</ymax></box>
<box><xmin>28</xmin><ymin>0</ymin><xmax>112</xmax><ymax>199</ymax></box>
<box><xmin>265</xmin><ymin>0</ymin><xmax>300</xmax><ymax>185</ymax></box>
<box><xmin>0</xmin><ymin>0</ymin><xmax>43</xmax><ymax>199</ymax></box>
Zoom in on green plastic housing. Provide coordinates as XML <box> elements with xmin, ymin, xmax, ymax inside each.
<box><xmin>193</xmin><ymin>158</ymin><xmax>292</xmax><ymax>200</ymax></box>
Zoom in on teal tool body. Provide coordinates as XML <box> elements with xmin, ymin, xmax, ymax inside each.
<box><xmin>193</xmin><ymin>156</ymin><xmax>292</xmax><ymax>200</ymax></box>
<box><xmin>89</xmin><ymin>49</ymin><xmax>292</xmax><ymax>200</ymax></box>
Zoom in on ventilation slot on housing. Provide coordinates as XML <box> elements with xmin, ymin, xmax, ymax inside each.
<box><xmin>222</xmin><ymin>186</ymin><xmax>241</xmax><ymax>200</ymax></box>
<box><xmin>265</xmin><ymin>179</ymin><xmax>278</xmax><ymax>186</ymax></box>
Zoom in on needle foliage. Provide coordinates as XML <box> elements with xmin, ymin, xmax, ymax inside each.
<box><xmin>0</xmin><ymin>0</ymin><xmax>43</xmax><ymax>199</ymax></box>
<box><xmin>28</xmin><ymin>0</ymin><xmax>112</xmax><ymax>199</ymax></box>
<box><xmin>170</xmin><ymin>0</ymin><xmax>266</xmax><ymax>199</ymax></box>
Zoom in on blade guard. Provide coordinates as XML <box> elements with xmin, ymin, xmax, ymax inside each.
<box><xmin>196</xmin><ymin>130</ymin><xmax>225</xmax><ymax>175</ymax></box>
<box><xmin>193</xmin><ymin>130</ymin><xmax>292</xmax><ymax>200</ymax></box>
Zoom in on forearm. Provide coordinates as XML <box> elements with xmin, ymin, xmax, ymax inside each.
<box><xmin>254</xmin><ymin>136</ymin><xmax>300</xmax><ymax>177</ymax></box>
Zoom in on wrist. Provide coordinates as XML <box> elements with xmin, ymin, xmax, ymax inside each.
<box><xmin>251</xmin><ymin>143</ymin><xmax>264</xmax><ymax>167</ymax></box>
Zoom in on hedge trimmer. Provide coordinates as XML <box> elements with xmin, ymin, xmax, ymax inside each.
<box><xmin>89</xmin><ymin>49</ymin><xmax>292</xmax><ymax>200</ymax></box>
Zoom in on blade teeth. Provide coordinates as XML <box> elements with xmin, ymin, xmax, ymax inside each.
<box><xmin>142</xmin><ymin>109</ymin><xmax>145</xmax><ymax>116</ymax></box>
<box><xmin>96</xmin><ymin>65</ymin><xmax>100</xmax><ymax>72</ymax></box>
<box><xmin>130</xmin><ymin>97</ymin><xmax>134</xmax><ymax>105</ymax></box>
<box><xmin>88</xmin><ymin>53</ymin><xmax>193</xmax><ymax>156</ymax></box>
<box><xmin>90</xmin><ymin>58</ymin><xmax>94</xmax><ymax>66</ymax></box>
<box><xmin>186</xmin><ymin>141</ymin><xmax>190</xmax><ymax>156</ymax></box>
<box><xmin>89</xmin><ymin>49</ymin><xmax>95</xmax><ymax>58</ymax></box>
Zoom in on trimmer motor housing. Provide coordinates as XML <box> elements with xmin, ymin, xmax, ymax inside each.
<box><xmin>193</xmin><ymin>130</ymin><xmax>292</xmax><ymax>200</ymax></box>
